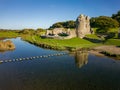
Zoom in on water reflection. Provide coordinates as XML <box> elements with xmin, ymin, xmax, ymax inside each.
<box><xmin>1</xmin><ymin>38</ymin><xmax>120</xmax><ymax>90</ymax></box>
<box><xmin>75</xmin><ymin>50</ymin><xmax>88</xmax><ymax>68</ymax></box>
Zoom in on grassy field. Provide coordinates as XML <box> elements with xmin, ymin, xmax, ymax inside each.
<box><xmin>22</xmin><ymin>35</ymin><xmax>97</xmax><ymax>51</ymax></box>
<box><xmin>105</xmin><ymin>39</ymin><xmax>120</xmax><ymax>46</ymax></box>
<box><xmin>1</xmin><ymin>29</ymin><xmax>120</xmax><ymax>51</ymax></box>
<box><xmin>85</xmin><ymin>34</ymin><xmax>101</xmax><ymax>39</ymax></box>
<box><xmin>0</xmin><ymin>31</ymin><xmax>19</xmax><ymax>38</ymax></box>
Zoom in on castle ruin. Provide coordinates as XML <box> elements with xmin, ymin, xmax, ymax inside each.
<box><xmin>45</xmin><ymin>14</ymin><xmax>91</xmax><ymax>39</ymax></box>
<box><xmin>76</xmin><ymin>14</ymin><xmax>91</xmax><ymax>38</ymax></box>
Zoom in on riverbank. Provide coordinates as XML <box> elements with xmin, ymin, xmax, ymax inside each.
<box><xmin>91</xmin><ymin>45</ymin><xmax>120</xmax><ymax>59</ymax></box>
<box><xmin>0</xmin><ymin>30</ymin><xmax>120</xmax><ymax>59</ymax></box>
<box><xmin>21</xmin><ymin>35</ymin><xmax>120</xmax><ymax>59</ymax></box>
<box><xmin>21</xmin><ymin>35</ymin><xmax>98</xmax><ymax>51</ymax></box>
<box><xmin>0</xmin><ymin>31</ymin><xmax>19</xmax><ymax>39</ymax></box>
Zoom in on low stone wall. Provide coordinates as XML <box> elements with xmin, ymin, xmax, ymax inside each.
<box><xmin>0</xmin><ymin>40</ymin><xmax>15</xmax><ymax>51</ymax></box>
<box><xmin>45</xmin><ymin>28</ymin><xmax>76</xmax><ymax>39</ymax></box>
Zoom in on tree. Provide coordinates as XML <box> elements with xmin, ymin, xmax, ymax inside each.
<box><xmin>90</xmin><ymin>16</ymin><xmax>119</xmax><ymax>33</ymax></box>
<box><xmin>112</xmin><ymin>10</ymin><xmax>120</xmax><ymax>26</ymax></box>
<box><xmin>90</xmin><ymin>17</ymin><xmax>96</xmax><ymax>28</ymax></box>
<box><xmin>35</xmin><ymin>28</ymin><xmax>46</xmax><ymax>36</ymax></box>
<box><xmin>63</xmin><ymin>20</ymin><xmax>76</xmax><ymax>28</ymax></box>
<box><xmin>36</xmin><ymin>28</ymin><xmax>45</xmax><ymax>32</ymax></box>
<box><xmin>49</xmin><ymin>22</ymin><xmax>63</xmax><ymax>29</ymax></box>
<box><xmin>20</xmin><ymin>29</ymin><xmax>35</xmax><ymax>35</ymax></box>
<box><xmin>49</xmin><ymin>20</ymin><xmax>76</xmax><ymax>29</ymax></box>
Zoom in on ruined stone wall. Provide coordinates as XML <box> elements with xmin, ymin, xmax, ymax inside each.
<box><xmin>46</xmin><ymin>28</ymin><xmax>64</xmax><ymax>36</ymax></box>
<box><xmin>63</xmin><ymin>29</ymin><xmax>76</xmax><ymax>39</ymax></box>
<box><xmin>46</xmin><ymin>30</ymin><xmax>53</xmax><ymax>35</ymax></box>
<box><xmin>52</xmin><ymin>28</ymin><xmax>64</xmax><ymax>36</ymax></box>
<box><xmin>46</xmin><ymin>28</ymin><xmax>76</xmax><ymax>39</ymax></box>
<box><xmin>69</xmin><ymin>29</ymin><xmax>76</xmax><ymax>38</ymax></box>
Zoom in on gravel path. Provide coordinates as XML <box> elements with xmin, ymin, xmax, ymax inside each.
<box><xmin>93</xmin><ymin>45</ymin><xmax>120</xmax><ymax>55</ymax></box>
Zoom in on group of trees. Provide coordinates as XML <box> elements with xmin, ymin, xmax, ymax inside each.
<box><xmin>90</xmin><ymin>10</ymin><xmax>120</xmax><ymax>33</ymax></box>
<box><xmin>2</xmin><ymin>10</ymin><xmax>119</xmax><ymax>37</ymax></box>
<box><xmin>49</xmin><ymin>20</ymin><xmax>76</xmax><ymax>29</ymax></box>
<box><xmin>19</xmin><ymin>28</ymin><xmax>45</xmax><ymax>35</ymax></box>
<box><xmin>50</xmin><ymin>10</ymin><xmax>120</xmax><ymax>34</ymax></box>
<box><xmin>112</xmin><ymin>11</ymin><xmax>120</xmax><ymax>26</ymax></box>
<box><xmin>90</xmin><ymin>16</ymin><xmax>119</xmax><ymax>33</ymax></box>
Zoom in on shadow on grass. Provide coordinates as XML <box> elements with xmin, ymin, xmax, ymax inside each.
<box><xmin>116</xmin><ymin>46</ymin><xmax>120</xmax><ymax>48</ymax></box>
<box><xmin>100</xmin><ymin>51</ymin><xmax>120</xmax><ymax>60</ymax></box>
<box><xmin>83</xmin><ymin>37</ymin><xmax>102</xmax><ymax>43</ymax></box>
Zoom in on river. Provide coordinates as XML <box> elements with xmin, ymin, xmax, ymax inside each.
<box><xmin>0</xmin><ymin>38</ymin><xmax>120</xmax><ymax>90</ymax></box>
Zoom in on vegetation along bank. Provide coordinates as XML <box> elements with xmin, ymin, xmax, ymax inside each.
<box><xmin>0</xmin><ymin>10</ymin><xmax>120</xmax><ymax>59</ymax></box>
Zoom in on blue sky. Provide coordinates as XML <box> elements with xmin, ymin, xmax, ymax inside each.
<box><xmin>0</xmin><ymin>0</ymin><xmax>120</xmax><ymax>29</ymax></box>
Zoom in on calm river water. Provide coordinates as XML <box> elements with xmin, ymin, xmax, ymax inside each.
<box><xmin>0</xmin><ymin>38</ymin><xmax>120</xmax><ymax>90</ymax></box>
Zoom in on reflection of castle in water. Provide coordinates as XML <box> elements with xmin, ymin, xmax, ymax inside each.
<box><xmin>75</xmin><ymin>50</ymin><xmax>88</xmax><ymax>68</ymax></box>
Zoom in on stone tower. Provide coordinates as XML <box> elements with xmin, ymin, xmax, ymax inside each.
<box><xmin>76</xmin><ymin>14</ymin><xmax>91</xmax><ymax>38</ymax></box>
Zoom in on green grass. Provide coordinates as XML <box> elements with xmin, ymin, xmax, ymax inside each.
<box><xmin>92</xmin><ymin>28</ymin><xmax>98</xmax><ymax>33</ymax></box>
<box><xmin>105</xmin><ymin>39</ymin><xmax>120</xmax><ymax>46</ymax></box>
<box><xmin>0</xmin><ymin>31</ymin><xmax>19</xmax><ymax>38</ymax></box>
<box><xmin>1</xmin><ymin>29</ymin><xmax>119</xmax><ymax>51</ymax></box>
<box><xmin>108</xmin><ymin>28</ymin><xmax>119</xmax><ymax>33</ymax></box>
<box><xmin>86</xmin><ymin>34</ymin><xmax>100</xmax><ymax>39</ymax></box>
<box><xmin>92</xmin><ymin>28</ymin><xmax>119</xmax><ymax>33</ymax></box>
<box><xmin>22</xmin><ymin>35</ymin><xmax>97</xmax><ymax>51</ymax></box>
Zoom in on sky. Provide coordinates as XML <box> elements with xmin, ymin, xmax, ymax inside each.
<box><xmin>0</xmin><ymin>0</ymin><xmax>120</xmax><ymax>29</ymax></box>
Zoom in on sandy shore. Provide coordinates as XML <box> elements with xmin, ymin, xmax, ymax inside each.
<box><xmin>88</xmin><ymin>45</ymin><xmax>120</xmax><ymax>59</ymax></box>
<box><xmin>93</xmin><ymin>45</ymin><xmax>120</xmax><ymax>55</ymax></box>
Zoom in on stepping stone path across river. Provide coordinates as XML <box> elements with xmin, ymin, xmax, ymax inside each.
<box><xmin>0</xmin><ymin>52</ymin><xmax>68</xmax><ymax>64</ymax></box>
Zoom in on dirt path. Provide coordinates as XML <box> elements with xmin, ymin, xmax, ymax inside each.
<box><xmin>93</xmin><ymin>45</ymin><xmax>120</xmax><ymax>55</ymax></box>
